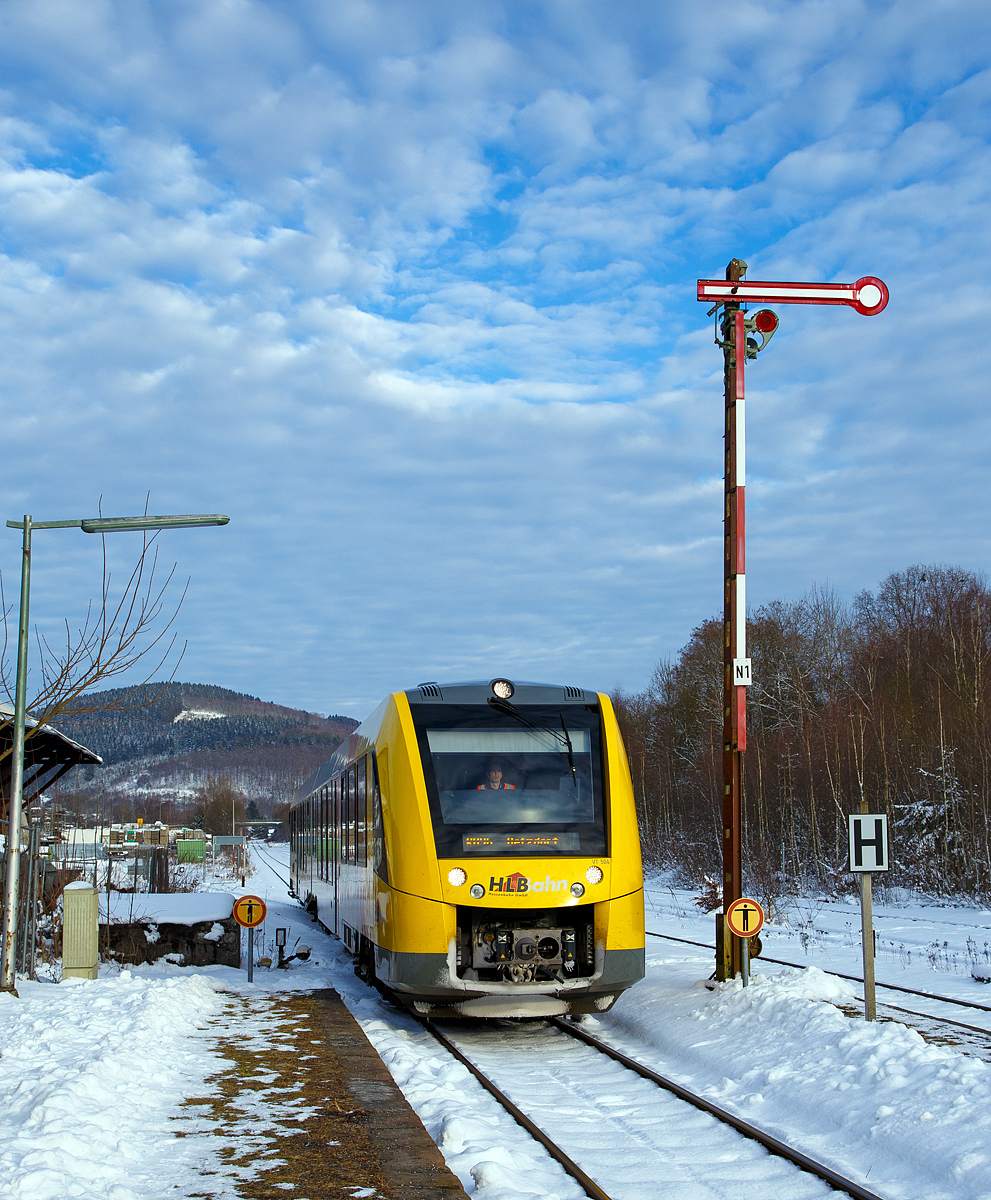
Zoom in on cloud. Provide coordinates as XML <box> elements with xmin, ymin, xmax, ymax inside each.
<box><xmin>0</xmin><ymin>0</ymin><xmax>986</xmax><ymax>716</ymax></box>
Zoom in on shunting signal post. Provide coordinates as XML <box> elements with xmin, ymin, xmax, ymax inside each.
<box><xmin>697</xmin><ymin>261</ymin><xmax>889</xmax><ymax>980</ymax></box>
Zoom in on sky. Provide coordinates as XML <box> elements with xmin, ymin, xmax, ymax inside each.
<box><xmin>0</xmin><ymin>0</ymin><xmax>988</xmax><ymax>719</ymax></box>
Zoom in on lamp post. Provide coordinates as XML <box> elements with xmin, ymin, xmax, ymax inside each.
<box><xmin>0</xmin><ymin>512</ymin><xmax>229</xmax><ymax>993</ymax></box>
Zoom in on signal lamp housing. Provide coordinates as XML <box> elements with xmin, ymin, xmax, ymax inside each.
<box><xmin>753</xmin><ymin>309</ymin><xmax>778</xmax><ymax>333</ymax></box>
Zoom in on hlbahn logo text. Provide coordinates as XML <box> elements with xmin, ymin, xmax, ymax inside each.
<box><xmin>489</xmin><ymin>872</ymin><xmax>568</xmax><ymax>894</ymax></box>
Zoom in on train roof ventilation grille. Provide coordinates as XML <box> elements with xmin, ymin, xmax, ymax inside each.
<box><xmin>418</xmin><ymin>683</ymin><xmax>443</xmax><ymax>700</ymax></box>
<box><xmin>564</xmin><ymin>686</ymin><xmax>584</xmax><ymax>700</ymax></box>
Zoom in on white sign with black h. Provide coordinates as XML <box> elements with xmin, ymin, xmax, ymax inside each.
<box><xmin>848</xmin><ymin>814</ymin><xmax>889</xmax><ymax>873</ymax></box>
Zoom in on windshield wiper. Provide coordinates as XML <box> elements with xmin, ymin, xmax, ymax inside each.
<box><xmin>560</xmin><ymin>714</ymin><xmax>576</xmax><ymax>784</ymax></box>
<box><xmin>487</xmin><ymin>697</ymin><xmax>578</xmax><ymax>783</ymax></box>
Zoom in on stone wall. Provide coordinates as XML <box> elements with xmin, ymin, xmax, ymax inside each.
<box><xmin>101</xmin><ymin>915</ymin><xmax>241</xmax><ymax>967</ymax></box>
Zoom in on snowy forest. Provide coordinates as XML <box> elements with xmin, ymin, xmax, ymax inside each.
<box><xmin>613</xmin><ymin>565</ymin><xmax>991</xmax><ymax>904</ymax></box>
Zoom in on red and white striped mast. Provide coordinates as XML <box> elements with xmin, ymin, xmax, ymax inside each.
<box><xmin>698</xmin><ymin>262</ymin><xmax>888</xmax><ymax>980</ymax></box>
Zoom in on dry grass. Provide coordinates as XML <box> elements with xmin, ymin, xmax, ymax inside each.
<box><xmin>177</xmin><ymin>991</ymin><xmax>391</xmax><ymax>1199</ymax></box>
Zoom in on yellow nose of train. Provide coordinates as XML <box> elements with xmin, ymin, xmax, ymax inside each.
<box><xmin>289</xmin><ymin>678</ymin><xmax>645</xmax><ymax>1017</ymax></box>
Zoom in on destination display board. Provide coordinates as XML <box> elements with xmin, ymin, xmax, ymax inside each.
<box><xmin>462</xmin><ymin>832</ymin><xmax>580</xmax><ymax>854</ymax></box>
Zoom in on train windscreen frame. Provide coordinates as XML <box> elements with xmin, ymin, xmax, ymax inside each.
<box><xmin>409</xmin><ymin>702</ymin><xmax>607</xmax><ymax>857</ymax></box>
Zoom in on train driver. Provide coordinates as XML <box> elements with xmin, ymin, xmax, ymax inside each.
<box><xmin>477</xmin><ymin>760</ymin><xmax>515</xmax><ymax>790</ymax></box>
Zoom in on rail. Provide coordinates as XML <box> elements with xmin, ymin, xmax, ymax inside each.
<box><xmin>421</xmin><ymin>1017</ymin><xmax>889</xmax><ymax>1200</ymax></box>
<box><xmin>425</xmin><ymin>1020</ymin><xmax>612</xmax><ymax>1200</ymax></box>
<box><xmin>249</xmin><ymin>842</ymin><xmax>292</xmax><ymax>888</ymax></box>
<box><xmin>643</xmin><ymin>926</ymin><xmax>988</xmax><ymax>1041</ymax></box>
<box><xmin>643</xmin><ymin>926</ymin><xmax>988</xmax><ymax>1012</ymax></box>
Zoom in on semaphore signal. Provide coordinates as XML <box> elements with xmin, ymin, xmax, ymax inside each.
<box><xmin>697</xmin><ymin>275</ymin><xmax>889</xmax><ymax>316</ymax></box>
<box><xmin>699</xmin><ymin>260</ymin><xmax>888</xmax><ymax>982</ymax></box>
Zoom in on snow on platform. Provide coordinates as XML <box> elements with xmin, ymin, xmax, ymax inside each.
<box><xmin>5</xmin><ymin>845</ymin><xmax>991</xmax><ymax>1199</ymax></box>
<box><xmin>0</xmin><ymin>972</ymin><xmax>228</xmax><ymax>1197</ymax></box>
<box><xmin>100</xmin><ymin>891</ymin><xmax>235</xmax><ymax>925</ymax></box>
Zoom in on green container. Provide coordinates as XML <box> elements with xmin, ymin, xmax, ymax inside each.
<box><xmin>177</xmin><ymin>838</ymin><xmax>206</xmax><ymax>863</ymax></box>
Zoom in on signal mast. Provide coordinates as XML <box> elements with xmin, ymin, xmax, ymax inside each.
<box><xmin>697</xmin><ymin>262</ymin><xmax>888</xmax><ymax>979</ymax></box>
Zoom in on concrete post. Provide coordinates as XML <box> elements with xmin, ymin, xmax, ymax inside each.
<box><xmin>62</xmin><ymin>882</ymin><xmax>99</xmax><ymax>981</ymax></box>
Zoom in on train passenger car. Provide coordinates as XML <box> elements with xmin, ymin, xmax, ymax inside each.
<box><xmin>289</xmin><ymin>678</ymin><xmax>644</xmax><ymax>1017</ymax></box>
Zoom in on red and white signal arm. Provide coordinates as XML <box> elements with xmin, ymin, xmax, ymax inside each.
<box><xmin>233</xmin><ymin>894</ymin><xmax>267</xmax><ymax>928</ymax></box>
<box><xmin>697</xmin><ymin>276</ymin><xmax>888</xmax><ymax>317</ymax></box>
<box><xmin>725</xmin><ymin>897</ymin><xmax>765</xmax><ymax>938</ymax></box>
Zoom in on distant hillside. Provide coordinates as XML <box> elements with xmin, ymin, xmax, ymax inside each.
<box><xmin>52</xmin><ymin>682</ymin><xmax>359</xmax><ymax>815</ymax></box>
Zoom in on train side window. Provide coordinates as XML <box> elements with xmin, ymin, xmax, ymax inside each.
<box><xmin>321</xmin><ymin>787</ymin><xmax>328</xmax><ymax>881</ymax></box>
<box><xmin>325</xmin><ymin>786</ymin><xmax>331</xmax><ymax>879</ymax></box>
<box><xmin>348</xmin><ymin>765</ymin><xmax>357</xmax><ymax>864</ymax></box>
<box><xmin>302</xmin><ymin>799</ymin><xmax>309</xmax><ymax>871</ymax></box>
<box><xmin>357</xmin><ymin>758</ymin><xmax>367</xmax><ymax>866</ymax></box>
<box><xmin>335</xmin><ymin>776</ymin><xmax>342</xmax><ymax>863</ymax></box>
<box><xmin>316</xmin><ymin>790</ymin><xmax>322</xmax><ymax>880</ymax></box>
<box><xmin>370</xmin><ymin>751</ymin><xmax>388</xmax><ymax>883</ymax></box>
<box><xmin>325</xmin><ymin>785</ymin><xmax>331</xmax><ymax>879</ymax></box>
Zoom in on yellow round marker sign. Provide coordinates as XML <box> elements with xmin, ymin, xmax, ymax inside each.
<box><xmin>726</xmin><ymin>897</ymin><xmax>765</xmax><ymax>938</ymax></box>
<box><xmin>233</xmin><ymin>894</ymin><xmax>267</xmax><ymax>929</ymax></box>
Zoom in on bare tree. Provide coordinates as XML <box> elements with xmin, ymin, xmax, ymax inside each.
<box><xmin>195</xmin><ymin>775</ymin><xmax>247</xmax><ymax>836</ymax></box>
<box><xmin>0</xmin><ymin>530</ymin><xmax>187</xmax><ymax>773</ymax></box>
<box><xmin>614</xmin><ymin>566</ymin><xmax>991</xmax><ymax>901</ymax></box>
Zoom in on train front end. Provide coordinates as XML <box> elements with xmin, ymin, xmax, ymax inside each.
<box><xmin>376</xmin><ymin>679</ymin><xmax>645</xmax><ymax>1018</ymax></box>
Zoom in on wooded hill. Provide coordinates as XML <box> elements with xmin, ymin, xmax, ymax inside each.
<box><xmin>51</xmin><ymin>682</ymin><xmax>358</xmax><ymax>820</ymax></box>
<box><xmin>613</xmin><ymin>564</ymin><xmax>991</xmax><ymax>906</ymax></box>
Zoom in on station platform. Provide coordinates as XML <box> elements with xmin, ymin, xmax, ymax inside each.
<box><xmin>189</xmin><ymin>987</ymin><xmax>468</xmax><ymax>1199</ymax></box>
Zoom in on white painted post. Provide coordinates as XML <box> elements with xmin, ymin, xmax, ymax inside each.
<box><xmin>62</xmin><ymin>882</ymin><xmax>99</xmax><ymax>981</ymax></box>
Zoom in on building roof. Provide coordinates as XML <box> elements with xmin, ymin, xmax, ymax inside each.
<box><xmin>0</xmin><ymin>703</ymin><xmax>103</xmax><ymax>813</ymax></box>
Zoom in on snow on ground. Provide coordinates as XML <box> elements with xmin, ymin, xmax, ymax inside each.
<box><xmin>0</xmin><ymin>971</ymin><xmax>229</xmax><ymax>1198</ymax></box>
<box><xmin>641</xmin><ymin>878</ymin><xmax>991</xmax><ymax>1028</ymax></box>
<box><xmin>4</xmin><ymin>848</ymin><xmax>991</xmax><ymax>1199</ymax></box>
<box><xmin>601</xmin><ymin>960</ymin><xmax>991</xmax><ymax>1200</ymax></box>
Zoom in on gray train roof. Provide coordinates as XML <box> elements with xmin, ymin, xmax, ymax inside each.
<box><xmin>293</xmin><ymin>679</ymin><xmax>599</xmax><ymax>804</ymax></box>
<box><xmin>405</xmin><ymin>679</ymin><xmax>597</xmax><ymax>705</ymax></box>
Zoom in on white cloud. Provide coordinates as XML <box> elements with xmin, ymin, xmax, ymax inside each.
<box><xmin>0</xmin><ymin>0</ymin><xmax>986</xmax><ymax>716</ymax></box>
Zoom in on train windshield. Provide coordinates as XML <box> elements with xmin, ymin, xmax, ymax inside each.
<box><xmin>410</xmin><ymin>704</ymin><xmax>606</xmax><ymax>857</ymax></box>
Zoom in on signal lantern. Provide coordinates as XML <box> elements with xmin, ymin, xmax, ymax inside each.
<box><xmin>753</xmin><ymin>309</ymin><xmax>778</xmax><ymax>334</ymax></box>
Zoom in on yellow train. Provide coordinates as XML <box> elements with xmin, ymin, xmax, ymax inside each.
<box><xmin>289</xmin><ymin>678</ymin><xmax>644</xmax><ymax>1017</ymax></box>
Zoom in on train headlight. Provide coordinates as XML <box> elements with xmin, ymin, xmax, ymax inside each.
<box><xmin>570</xmin><ymin>882</ymin><xmax>585</xmax><ymax>897</ymax></box>
<box><xmin>585</xmin><ymin>866</ymin><xmax>603</xmax><ymax>885</ymax></box>
<box><xmin>469</xmin><ymin>884</ymin><xmax>485</xmax><ymax>899</ymax></box>
<box><xmin>491</xmin><ymin>678</ymin><xmax>515</xmax><ymax>699</ymax></box>
<box><xmin>448</xmin><ymin>868</ymin><xmax>467</xmax><ymax>886</ymax></box>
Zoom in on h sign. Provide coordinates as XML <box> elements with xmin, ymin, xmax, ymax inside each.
<box><xmin>848</xmin><ymin>814</ymin><xmax>889</xmax><ymax>872</ymax></box>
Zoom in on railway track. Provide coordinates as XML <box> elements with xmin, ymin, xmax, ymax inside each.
<box><xmin>253</xmin><ymin>854</ymin><xmax>964</xmax><ymax>1190</ymax></box>
<box><xmin>646</xmin><ymin>929</ymin><xmax>991</xmax><ymax>1051</ymax></box>
<box><xmin>421</xmin><ymin>1016</ymin><xmax>888</xmax><ymax>1200</ymax></box>
<box><xmin>249</xmin><ymin>841</ymin><xmax>292</xmax><ymax>888</ymax></box>
<box><xmin>786</xmin><ymin>899</ymin><xmax>991</xmax><ymax>933</ymax></box>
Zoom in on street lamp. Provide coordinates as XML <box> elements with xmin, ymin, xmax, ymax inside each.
<box><xmin>0</xmin><ymin>512</ymin><xmax>229</xmax><ymax>992</ymax></box>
